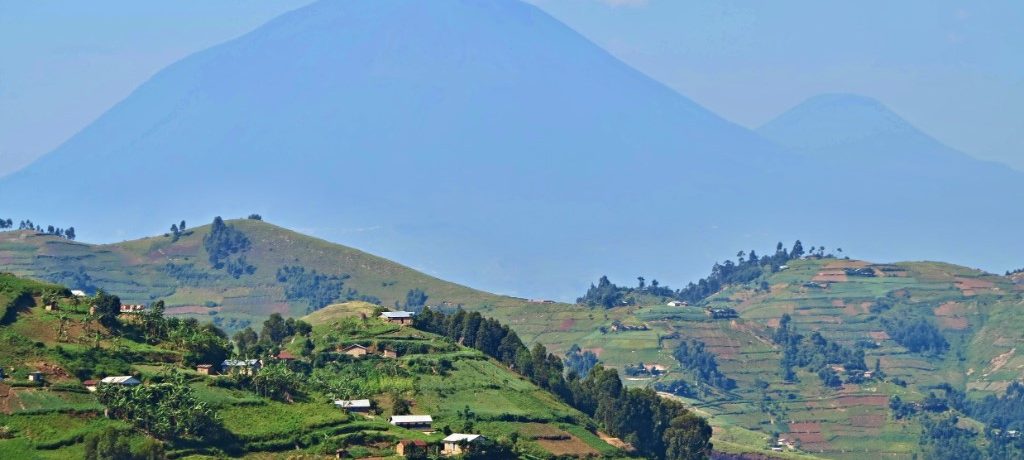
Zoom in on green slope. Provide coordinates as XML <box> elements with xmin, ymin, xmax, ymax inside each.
<box><xmin>5</xmin><ymin>222</ymin><xmax>1024</xmax><ymax>458</ymax></box>
<box><xmin>466</xmin><ymin>257</ymin><xmax>1023</xmax><ymax>459</ymax></box>
<box><xmin>0</xmin><ymin>273</ymin><xmax>621</xmax><ymax>459</ymax></box>
<box><xmin>0</xmin><ymin>220</ymin><xmax>540</xmax><ymax>331</ymax></box>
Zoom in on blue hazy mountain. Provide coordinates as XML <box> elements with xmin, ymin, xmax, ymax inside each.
<box><xmin>1</xmin><ymin>2</ymin><xmax>1019</xmax><ymax>299</ymax></box>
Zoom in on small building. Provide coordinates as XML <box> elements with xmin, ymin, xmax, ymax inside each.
<box><xmin>100</xmin><ymin>376</ymin><xmax>141</xmax><ymax>386</ymax></box>
<box><xmin>705</xmin><ymin>308</ymin><xmax>739</xmax><ymax>319</ymax></box>
<box><xmin>28</xmin><ymin>371</ymin><xmax>44</xmax><ymax>384</ymax></box>
<box><xmin>667</xmin><ymin>301</ymin><xmax>688</xmax><ymax>307</ymax></box>
<box><xmin>396</xmin><ymin>439</ymin><xmax>428</xmax><ymax>457</ymax></box>
<box><xmin>390</xmin><ymin>415</ymin><xmax>433</xmax><ymax>431</ymax></box>
<box><xmin>334</xmin><ymin>399</ymin><xmax>372</xmax><ymax>413</ymax></box>
<box><xmin>381</xmin><ymin>348</ymin><xmax>398</xmax><ymax>359</ymax></box>
<box><xmin>380</xmin><ymin>311</ymin><xmax>415</xmax><ymax>325</ymax></box>
<box><xmin>276</xmin><ymin>350</ymin><xmax>297</xmax><ymax>361</ymax></box>
<box><xmin>442</xmin><ymin>433</ymin><xmax>484</xmax><ymax>456</ymax></box>
<box><xmin>83</xmin><ymin>380</ymin><xmax>98</xmax><ymax>392</ymax></box>
<box><xmin>119</xmin><ymin>304</ymin><xmax>145</xmax><ymax>314</ymax></box>
<box><xmin>71</xmin><ymin>290</ymin><xmax>87</xmax><ymax>297</ymax></box>
<box><xmin>44</xmin><ymin>303</ymin><xmax>58</xmax><ymax>312</ymax></box>
<box><xmin>340</xmin><ymin>344</ymin><xmax>368</xmax><ymax>358</ymax></box>
<box><xmin>196</xmin><ymin>364</ymin><xmax>215</xmax><ymax>375</ymax></box>
<box><xmin>222</xmin><ymin>359</ymin><xmax>262</xmax><ymax>375</ymax></box>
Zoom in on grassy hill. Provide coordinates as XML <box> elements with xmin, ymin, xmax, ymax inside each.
<box><xmin>5</xmin><ymin>222</ymin><xmax>1024</xmax><ymax>458</ymax></box>
<box><xmin>477</xmin><ymin>257</ymin><xmax>1024</xmax><ymax>459</ymax></box>
<box><xmin>0</xmin><ymin>272</ymin><xmax>622</xmax><ymax>459</ymax></box>
<box><xmin>0</xmin><ymin>219</ymin><xmax>542</xmax><ymax>332</ymax></box>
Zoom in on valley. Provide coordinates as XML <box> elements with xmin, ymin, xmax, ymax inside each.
<box><xmin>3</xmin><ymin>221</ymin><xmax>1023</xmax><ymax>458</ymax></box>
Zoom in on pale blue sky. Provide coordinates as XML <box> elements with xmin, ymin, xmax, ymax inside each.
<box><xmin>2</xmin><ymin>0</ymin><xmax>1021</xmax><ymax>176</ymax></box>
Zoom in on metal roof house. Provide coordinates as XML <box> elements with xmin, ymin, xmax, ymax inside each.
<box><xmin>334</xmin><ymin>399</ymin><xmax>372</xmax><ymax>412</ymax></box>
<box><xmin>380</xmin><ymin>311</ymin><xmax>415</xmax><ymax>324</ymax></box>
<box><xmin>100</xmin><ymin>376</ymin><xmax>141</xmax><ymax>386</ymax></box>
<box><xmin>442</xmin><ymin>433</ymin><xmax>484</xmax><ymax>456</ymax></box>
<box><xmin>389</xmin><ymin>415</ymin><xmax>433</xmax><ymax>430</ymax></box>
<box><xmin>221</xmin><ymin>359</ymin><xmax>262</xmax><ymax>375</ymax></box>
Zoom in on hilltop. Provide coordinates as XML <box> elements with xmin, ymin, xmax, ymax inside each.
<box><xmin>0</xmin><ymin>218</ymin><xmax>538</xmax><ymax>332</ymax></box>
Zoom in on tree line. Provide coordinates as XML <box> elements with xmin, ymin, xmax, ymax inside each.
<box><xmin>413</xmin><ymin>308</ymin><xmax>713</xmax><ymax>460</ymax></box>
<box><xmin>578</xmin><ymin>240</ymin><xmax>839</xmax><ymax>308</ymax></box>
<box><xmin>0</xmin><ymin>218</ymin><xmax>76</xmax><ymax>240</ymax></box>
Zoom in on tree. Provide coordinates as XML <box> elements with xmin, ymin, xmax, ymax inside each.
<box><xmin>260</xmin><ymin>313</ymin><xmax>291</xmax><ymax>345</ymax></box>
<box><xmin>637</xmin><ymin>276</ymin><xmax>646</xmax><ymax>290</ymax></box>
<box><xmin>791</xmin><ymin>240</ymin><xmax>804</xmax><ymax>258</ymax></box>
<box><xmin>65</xmin><ymin>226</ymin><xmax>76</xmax><ymax>240</ymax></box>
<box><xmin>92</xmin><ymin>290</ymin><xmax>121</xmax><ymax>329</ymax></box>
<box><xmin>391</xmin><ymin>391</ymin><xmax>411</xmax><ymax>415</ymax></box>
<box><xmin>97</xmin><ymin>375</ymin><xmax>218</xmax><ymax>440</ymax></box>
<box><xmin>247</xmin><ymin>214</ymin><xmax>262</xmax><ymax>220</ymax></box>
<box><xmin>233</xmin><ymin>327</ymin><xmax>260</xmax><ymax>357</ymax></box>
<box><xmin>83</xmin><ymin>427</ymin><xmax>132</xmax><ymax>460</ymax></box>
<box><xmin>250</xmin><ymin>363</ymin><xmax>300</xmax><ymax>400</ymax></box>
<box><xmin>405</xmin><ymin>288</ymin><xmax>428</xmax><ymax>309</ymax></box>
<box><xmin>663</xmin><ymin>413</ymin><xmax>713</xmax><ymax>460</ymax></box>
<box><xmin>179</xmin><ymin>220</ymin><xmax>186</xmax><ymax>231</ymax></box>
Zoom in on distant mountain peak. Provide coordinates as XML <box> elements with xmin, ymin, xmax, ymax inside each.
<box><xmin>757</xmin><ymin>93</ymin><xmax>920</xmax><ymax>152</ymax></box>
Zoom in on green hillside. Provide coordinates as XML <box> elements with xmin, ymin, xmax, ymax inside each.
<box><xmin>5</xmin><ymin>222</ymin><xmax>1024</xmax><ymax>458</ymax></box>
<box><xmin>0</xmin><ymin>219</ymin><xmax>540</xmax><ymax>332</ymax></box>
<box><xmin>0</xmin><ymin>272</ymin><xmax>626</xmax><ymax>459</ymax></box>
<box><xmin>484</xmin><ymin>256</ymin><xmax>1024</xmax><ymax>459</ymax></box>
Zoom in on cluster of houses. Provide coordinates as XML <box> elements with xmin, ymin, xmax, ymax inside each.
<box><xmin>195</xmin><ymin>311</ymin><xmax>416</xmax><ymax>376</ymax></box>
<box><xmin>322</xmin><ymin>406</ymin><xmax>484</xmax><ymax>457</ymax></box>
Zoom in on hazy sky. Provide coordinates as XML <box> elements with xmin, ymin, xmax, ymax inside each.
<box><xmin>2</xmin><ymin>0</ymin><xmax>1021</xmax><ymax>176</ymax></box>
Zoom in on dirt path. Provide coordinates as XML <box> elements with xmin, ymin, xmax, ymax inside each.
<box><xmin>0</xmin><ymin>383</ymin><xmax>10</xmax><ymax>414</ymax></box>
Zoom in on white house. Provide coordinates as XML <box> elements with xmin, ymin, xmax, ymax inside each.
<box><xmin>380</xmin><ymin>311</ymin><xmax>415</xmax><ymax>324</ymax></box>
<box><xmin>442</xmin><ymin>433</ymin><xmax>484</xmax><ymax>456</ymax></box>
<box><xmin>389</xmin><ymin>415</ymin><xmax>433</xmax><ymax>430</ymax></box>
<box><xmin>100</xmin><ymin>376</ymin><xmax>141</xmax><ymax>386</ymax></box>
<box><xmin>334</xmin><ymin>399</ymin><xmax>372</xmax><ymax>412</ymax></box>
<box><xmin>667</xmin><ymin>301</ymin><xmax>688</xmax><ymax>307</ymax></box>
<box><xmin>70</xmin><ymin>290</ymin><xmax>87</xmax><ymax>297</ymax></box>
<box><xmin>221</xmin><ymin>359</ymin><xmax>262</xmax><ymax>375</ymax></box>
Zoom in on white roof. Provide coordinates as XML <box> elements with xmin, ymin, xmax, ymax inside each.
<box><xmin>100</xmin><ymin>376</ymin><xmax>140</xmax><ymax>385</ymax></box>
<box><xmin>222</xmin><ymin>359</ymin><xmax>260</xmax><ymax>366</ymax></box>
<box><xmin>443</xmin><ymin>434</ymin><xmax>482</xmax><ymax>443</ymax></box>
<box><xmin>71</xmin><ymin>290</ymin><xmax>87</xmax><ymax>297</ymax></box>
<box><xmin>390</xmin><ymin>415</ymin><xmax>433</xmax><ymax>424</ymax></box>
<box><xmin>380</xmin><ymin>311</ymin><xmax>415</xmax><ymax>318</ymax></box>
<box><xmin>334</xmin><ymin>399</ymin><xmax>371</xmax><ymax>408</ymax></box>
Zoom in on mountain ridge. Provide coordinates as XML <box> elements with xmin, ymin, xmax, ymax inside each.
<box><xmin>1</xmin><ymin>0</ymin><xmax>1021</xmax><ymax>299</ymax></box>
